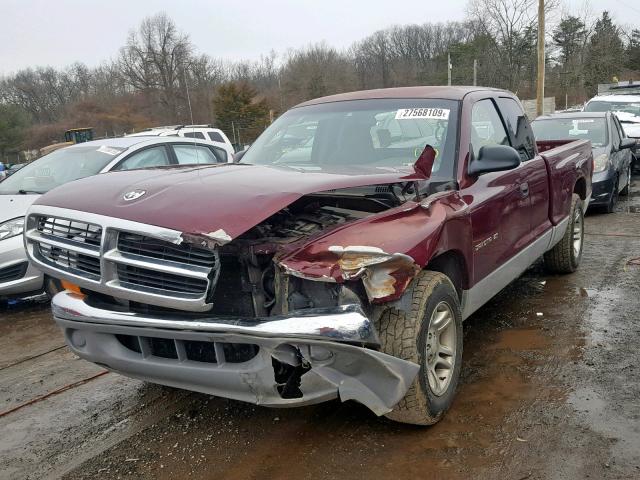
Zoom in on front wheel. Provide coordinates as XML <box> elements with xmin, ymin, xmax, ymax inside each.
<box><xmin>544</xmin><ymin>193</ymin><xmax>584</xmax><ymax>273</ymax></box>
<box><xmin>378</xmin><ymin>271</ymin><xmax>463</xmax><ymax>425</ymax></box>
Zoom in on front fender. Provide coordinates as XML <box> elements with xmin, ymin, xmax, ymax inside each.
<box><xmin>277</xmin><ymin>192</ymin><xmax>470</xmax><ymax>303</ymax></box>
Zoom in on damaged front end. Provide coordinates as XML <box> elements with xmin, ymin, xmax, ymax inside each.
<box><xmin>53</xmin><ymin>292</ymin><xmax>418</xmax><ymax>415</ymax></box>
<box><xmin>26</xmin><ymin>182</ymin><xmax>443</xmax><ymax>415</ymax></box>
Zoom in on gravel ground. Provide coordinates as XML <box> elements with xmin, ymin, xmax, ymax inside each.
<box><xmin>1</xmin><ymin>178</ymin><xmax>639</xmax><ymax>480</ymax></box>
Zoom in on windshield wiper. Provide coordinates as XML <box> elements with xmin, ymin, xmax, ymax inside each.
<box><xmin>18</xmin><ymin>189</ymin><xmax>43</xmax><ymax>195</ymax></box>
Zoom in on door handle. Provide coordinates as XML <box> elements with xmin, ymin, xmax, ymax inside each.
<box><xmin>519</xmin><ymin>182</ymin><xmax>530</xmax><ymax>198</ymax></box>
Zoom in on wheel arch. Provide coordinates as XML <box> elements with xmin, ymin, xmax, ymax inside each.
<box><xmin>574</xmin><ymin>176</ymin><xmax>587</xmax><ymax>200</ymax></box>
<box><xmin>425</xmin><ymin>250</ymin><xmax>469</xmax><ymax>301</ymax></box>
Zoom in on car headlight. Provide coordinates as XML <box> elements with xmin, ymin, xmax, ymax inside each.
<box><xmin>0</xmin><ymin>217</ymin><xmax>25</xmax><ymax>241</ymax></box>
<box><xmin>594</xmin><ymin>153</ymin><xmax>609</xmax><ymax>173</ymax></box>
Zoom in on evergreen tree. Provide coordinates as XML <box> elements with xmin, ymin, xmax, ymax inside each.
<box><xmin>584</xmin><ymin>12</ymin><xmax>625</xmax><ymax>93</ymax></box>
<box><xmin>212</xmin><ymin>82</ymin><xmax>270</xmax><ymax>146</ymax></box>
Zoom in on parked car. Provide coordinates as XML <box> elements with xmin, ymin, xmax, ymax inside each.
<box><xmin>584</xmin><ymin>94</ymin><xmax>640</xmax><ymax>171</ymax></box>
<box><xmin>6</xmin><ymin>163</ymin><xmax>26</xmax><ymax>177</ymax></box>
<box><xmin>127</xmin><ymin>124</ymin><xmax>235</xmax><ymax>160</ymax></box>
<box><xmin>0</xmin><ymin>136</ymin><xmax>230</xmax><ymax>304</ymax></box>
<box><xmin>532</xmin><ymin>111</ymin><xmax>634</xmax><ymax>213</ymax></box>
<box><xmin>26</xmin><ymin>86</ymin><xmax>592</xmax><ymax>425</ymax></box>
<box><xmin>0</xmin><ymin>163</ymin><xmax>6</xmax><ymax>181</ymax></box>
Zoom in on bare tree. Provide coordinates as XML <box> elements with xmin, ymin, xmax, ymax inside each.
<box><xmin>119</xmin><ymin>12</ymin><xmax>193</xmax><ymax>119</ymax></box>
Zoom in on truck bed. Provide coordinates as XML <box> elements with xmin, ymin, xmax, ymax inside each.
<box><xmin>537</xmin><ymin>139</ymin><xmax>593</xmax><ymax>225</ymax></box>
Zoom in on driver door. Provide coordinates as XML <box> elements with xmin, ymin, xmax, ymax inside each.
<box><xmin>466</xmin><ymin>98</ymin><xmax>532</xmax><ymax>283</ymax></box>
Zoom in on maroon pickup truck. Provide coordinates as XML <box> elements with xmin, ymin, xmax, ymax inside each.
<box><xmin>25</xmin><ymin>86</ymin><xmax>592</xmax><ymax>425</ymax></box>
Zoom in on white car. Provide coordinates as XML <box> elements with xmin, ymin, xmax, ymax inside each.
<box><xmin>584</xmin><ymin>94</ymin><xmax>640</xmax><ymax>169</ymax></box>
<box><xmin>127</xmin><ymin>125</ymin><xmax>235</xmax><ymax>160</ymax></box>
<box><xmin>0</xmin><ymin>136</ymin><xmax>230</xmax><ymax>304</ymax></box>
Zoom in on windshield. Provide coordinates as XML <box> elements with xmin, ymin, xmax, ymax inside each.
<box><xmin>585</xmin><ymin>100</ymin><xmax>640</xmax><ymax>123</ymax></box>
<box><xmin>532</xmin><ymin>117</ymin><xmax>608</xmax><ymax>148</ymax></box>
<box><xmin>241</xmin><ymin>98</ymin><xmax>460</xmax><ymax>179</ymax></box>
<box><xmin>0</xmin><ymin>145</ymin><xmax>125</xmax><ymax>195</ymax></box>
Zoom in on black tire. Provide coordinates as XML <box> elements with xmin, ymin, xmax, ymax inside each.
<box><xmin>44</xmin><ymin>275</ymin><xmax>64</xmax><ymax>299</ymax></box>
<box><xmin>620</xmin><ymin>167</ymin><xmax>631</xmax><ymax>196</ymax></box>
<box><xmin>605</xmin><ymin>178</ymin><xmax>619</xmax><ymax>213</ymax></box>
<box><xmin>544</xmin><ymin>193</ymin><xmax>584</xmax><ymax>274</ymax></box>
<box><xmin>378</xmin><ymin>271</ymin><xmax>463</xmax><ymax>425</ymax></box>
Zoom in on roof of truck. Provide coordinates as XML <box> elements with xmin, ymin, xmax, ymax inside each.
<box><xmin>294</xmin><ymin>86</ymin><xmax>506</xmax><ymax>107</ymax></box>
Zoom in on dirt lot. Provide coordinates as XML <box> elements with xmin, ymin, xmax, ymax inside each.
<box><xmin>1</xmin><ymin>180</ymin><xmax>639</xmax><ymax>480</ymax></box>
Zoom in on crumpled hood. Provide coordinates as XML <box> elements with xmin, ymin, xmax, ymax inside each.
<box><xmin>34</xmin><ymin>164</ymin><xmax>421</xmax><ymax>239</ymax></box>
<box><xmin>0</xmin><ymin>194</ymin><xmax>40</xmax><ymax>223</ymax></box>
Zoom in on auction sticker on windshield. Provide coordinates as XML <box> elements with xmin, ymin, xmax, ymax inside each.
<box><xmin>396</xmin><ymin>108</ymin><xmax>450</xmax><ymax>120</ymax></box>
<box><xmin>97</xmin><ymin>145</ymin><xmax>123</xmax><ymax>156</ymax></box>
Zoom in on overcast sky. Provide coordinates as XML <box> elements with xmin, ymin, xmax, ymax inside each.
<box><xmin>1</xmin><ymin>0</ymin><xmax>637</xmax><ymax>75</ymax></box>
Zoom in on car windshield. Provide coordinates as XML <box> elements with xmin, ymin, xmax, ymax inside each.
<box><xmin>241</xmin><ymin>98</ymin><xmax>460</xmax><ymax>179</ymax></box>
<box><xmin>585</xmin><ymin>100</ymin><xmax>640</xmax><ymax>123</ymax></box>
<box><xmin>532</xmin><ymin>117</ymin><xmax>608</xmax><ymax>147</ymax></box>
<box><xmin>0</xmin><ymin>144</ymin><xmax>125</xmax><ymax>195</ymax></box>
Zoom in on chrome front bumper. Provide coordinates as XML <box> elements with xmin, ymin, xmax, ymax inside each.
<box><xmin>52</xmin><ymin>291</ymin><xmax>419</xmax><ymax>415</ymax></box>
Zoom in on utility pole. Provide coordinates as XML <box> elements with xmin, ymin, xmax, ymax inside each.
<box><xmin>536</xmin><ymin>0</ymin><xmax>545</xmax><ymax>117</ymax></box>
<box><xmin>447</xmin><ymin>53</ymin><xmax>452</xmax><ymax>86</ymax></box>
<box><xmin>473</xmin><ymin>59</ymin><xmax>477</xmax><ymax>86</ymax></box>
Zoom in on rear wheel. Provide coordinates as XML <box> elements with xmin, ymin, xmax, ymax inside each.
<box><xmin>378</xmin><ymin>271</ymin><xmax>463</xmax><ymax>425</ymax></box>
<box><xmin>544</xmin><ymin>193</ymin><xmax>584</xmax><ymax>273</ymax></box>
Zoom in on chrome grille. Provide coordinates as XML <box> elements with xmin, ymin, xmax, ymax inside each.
<box><xmin>38</xmin><ymin>243</ymin><xmax>101</xmax><ymax>279</ymax></box>
<box><xmin>33</xmin><ymin>216</ymin><xmax>102</xmax><ymax>280</ymax></box>
<box><xmin>37</xmin><ymin>217</ymin><xmax>102</xmax><ymax>247</ymax></box>
<box><xmin>117</xmin><ymin>264</ymin><xmax>209</xmax><ymax>295</ymax></box>
<box><xmin>118</xmin><ymin>233</ymin><xmax>216</xmax><ymax>268</ymax></box>
<box><xmin>25</xmin><ymin>207</ymin><xmax>219</xmax><ymax>312</ymax></box>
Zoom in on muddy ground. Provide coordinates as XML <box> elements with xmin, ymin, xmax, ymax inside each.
<box><xmin>1</xmin><ymin>180</ymin><xmax>639</xmax><ymax>480</ymax></box>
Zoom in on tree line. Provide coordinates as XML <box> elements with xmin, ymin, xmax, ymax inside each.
<box><xmin>1</xmin><ymin>0</ymin><xmax>639</xmax><ymax>158</ymax></box>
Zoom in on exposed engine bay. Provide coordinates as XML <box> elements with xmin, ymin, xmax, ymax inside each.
<box><xmin>208</xmin><ymin>183</ymin><xmax>417</xmax><ymax>319</ymax></box>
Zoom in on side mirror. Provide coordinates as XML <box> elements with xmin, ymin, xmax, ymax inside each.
<box><xmin>468</xmin><ymin>145</ymin><xmax>521</xmax><ymax>176</ymax></box>
<box><xmin>620</xmin><ymin>138</ymin><xmax>636</xmax><ymax>150</ymax></box>
<box><xmin>233</xmin><ymin>149</ymin><xmax>248</xmax><ymax>163</ymax></box>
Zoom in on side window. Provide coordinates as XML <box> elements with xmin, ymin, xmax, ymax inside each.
<box><xmin>173</xmin><ymin>145</ymin><xmax>225</xmax><ymax>164</ymax></box>
<box><xmin>496</xmin><ymin>97</ymin><xmax>536</xmax><ymax>161</ymax></box>
<box><xmin>610</xmin><ymin>117</ymin><xmax>621</xmax><ymax>149</ymax></box>
<box><xmin>471</xmin><ymin>99</ymin><xmax>510</xmax><ymax>159</ymax></box>
<box><xmin>183</xmin><ymin>131</ymin><xmax>206</xmax><ymax>140</ymax></box>
<box><xmin>208</xmin><ymin>131</ymin><xmax>225</xmax><ymax>142</ymax></box>
<box><xmin>116</xmin><ymin>146</ymin><xmax>171</xmax><ymax>171</ymax></box>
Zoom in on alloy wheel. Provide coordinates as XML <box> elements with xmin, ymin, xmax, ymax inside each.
<box><xmin>425</xmin><ymin>301</ymin><xmax>456</xmax><ymax>396</ymax></box>
<box><xmin>572</xmin><ymin>205</ymin><xmax>583</xmax><ymax>258</ymax></box>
